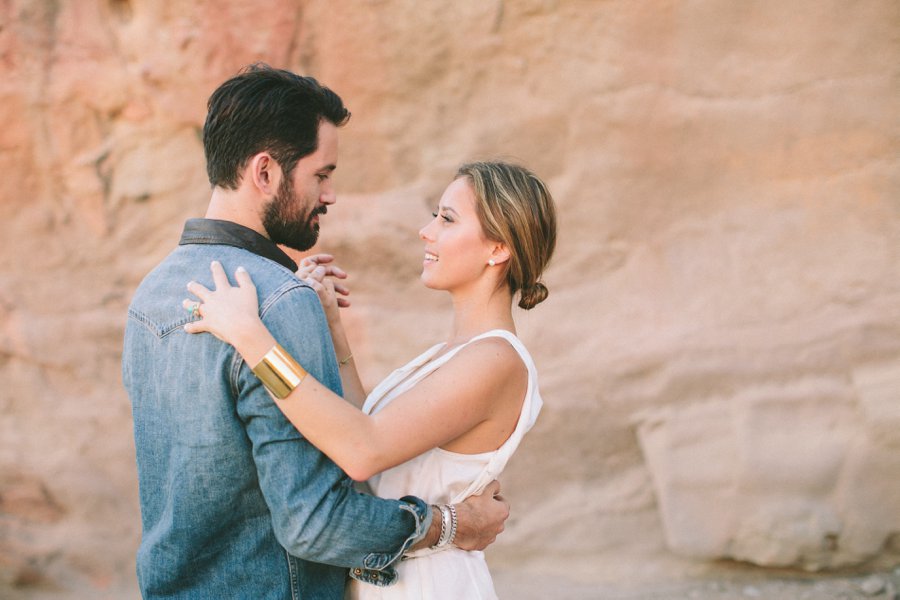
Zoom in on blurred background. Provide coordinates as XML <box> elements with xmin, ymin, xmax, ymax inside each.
<box><xmin>1</xmin><ymin>1</ymin><xmax>898</xmax><ymax>598</ymax></box>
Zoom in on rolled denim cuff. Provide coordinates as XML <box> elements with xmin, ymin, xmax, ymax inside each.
<box><xmin>348</xmin><ymin>496</ymin><xmax>431</xmax><ymax>587</ymax></box>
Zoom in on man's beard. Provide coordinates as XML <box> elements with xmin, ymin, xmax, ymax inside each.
<box><xmin>262</xmin><ymin>175</ymin><xmax>326</xmax><ymax>252</ymax></box>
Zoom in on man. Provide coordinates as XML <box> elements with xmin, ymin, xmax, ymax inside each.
<box><xmin>122</xmin><ymin>64</ymin><xmax>508</xmax><ymax>599</ymax></box>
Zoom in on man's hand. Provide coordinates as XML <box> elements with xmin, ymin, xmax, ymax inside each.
<box><xmin>452</xmin><ymin>480</ymin><xmax>510</xmax><ymax>551</ymax></box>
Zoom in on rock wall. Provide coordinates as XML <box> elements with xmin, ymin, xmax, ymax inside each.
<box><xmin>1</xmin><ymin>0</ymin><xmax>898</xmax><ymax>596</ymax></box>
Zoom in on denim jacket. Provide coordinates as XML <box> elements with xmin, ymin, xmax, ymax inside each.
<box><xmin>122</xmin><ymin>219</ymin><xmax>430</xmax><ymax>599</ymax></box>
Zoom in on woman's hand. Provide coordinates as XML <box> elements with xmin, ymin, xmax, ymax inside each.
<box><xmin>183</xmin><ymin>261</ymin><xmax>264</xmax><ymax>351</ymax></box>
<box><xmin>296</xmin><ymin>254</ymin><xmax>350</xmax><ymax>326</ymax></box>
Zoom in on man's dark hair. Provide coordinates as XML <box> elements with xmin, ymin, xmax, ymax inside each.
<box><xmin>203</xmin><ymin>63</ymin><xmax>350</xmax><ymax>189</ymax></box>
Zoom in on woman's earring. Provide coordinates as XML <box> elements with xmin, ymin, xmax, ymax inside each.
<box><xmin>488</xmin><ymin>259</ymin><xmax>496</xmax><ymax>266</ymax></box>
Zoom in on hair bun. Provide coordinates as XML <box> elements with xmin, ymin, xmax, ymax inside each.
<box><xmin>518</xmin><ymin>282</ymin><xmax>549</xmax><ymax>310</ymax></box>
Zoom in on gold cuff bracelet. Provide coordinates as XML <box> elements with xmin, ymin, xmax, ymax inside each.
<box><xmin>251</xmin><ymin>344</ymin><xmax>307</xmax><ymax>399</ymax></box>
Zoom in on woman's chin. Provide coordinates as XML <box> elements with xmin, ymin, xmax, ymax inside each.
<box><xmin>419</xmin><ymin>272</ymin><xmax>443</xmax><ymax>291</ymax></box>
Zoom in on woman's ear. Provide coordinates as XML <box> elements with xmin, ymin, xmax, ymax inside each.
<box><xmin>489</xmin><ymin>243</ymin><xmax>511</xmax><ymax>266</ymax></box>
<box><xmin>248</xmin><ymin>152</ymin><xmax>281</xmax><ymax>197</ymax></box>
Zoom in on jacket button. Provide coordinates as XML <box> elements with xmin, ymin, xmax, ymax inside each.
<box><xmin>353</xmin><ymin>568</ymin><xmax>362</xmax><ymax>576</ymax></box>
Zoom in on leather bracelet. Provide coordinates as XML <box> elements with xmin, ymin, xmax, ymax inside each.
<box><xmin>251</xmin><ymin>344</ymin><xmax>307</xmax><ymax>399</ymax></box>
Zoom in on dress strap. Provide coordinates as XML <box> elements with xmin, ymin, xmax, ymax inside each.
<box><xmin>447</xmin><ymin>330</ymin><xmax>543</xmax><ymax>504</ymax></box>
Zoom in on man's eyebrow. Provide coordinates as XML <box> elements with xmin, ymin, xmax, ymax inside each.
<box><xmin>318</xmin><ymin>164</ymin><xmax>337</xmax><ymax>173</ymax></box>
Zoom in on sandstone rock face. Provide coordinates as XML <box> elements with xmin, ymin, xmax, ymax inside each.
<box><xmin>1</xmin><ymin>0</ymin><xmax>898</xmax><ymax>596</ymax></box>
<box><xmin>636</xmin><ymin>371</ymin><xmax>900</xmax><ymax>570</ymax></box>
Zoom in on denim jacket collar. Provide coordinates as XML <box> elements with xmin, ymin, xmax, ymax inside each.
<box><xmin>179</xmin><ymin>218</ymin><xmax>298</xmax><ymax>272</ymax></box>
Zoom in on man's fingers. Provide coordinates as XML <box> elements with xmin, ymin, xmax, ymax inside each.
<box><xmin>483</xmin><ymin>480</ymin><xmax>501</xmax><ymax>498</ymax></box>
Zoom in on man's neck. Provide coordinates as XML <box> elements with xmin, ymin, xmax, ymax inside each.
<box><xmin>205</xmin><ymin>187</ymin><xmax>268</xmax><ymax>238</ymax></box>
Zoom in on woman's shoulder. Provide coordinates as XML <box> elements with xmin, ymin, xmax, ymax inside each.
<box><xmin>451</xmin><ymin>332</ymin><xmax>531</xmax><ymax>382</ymax></box>
<box><xmin>466</xmin><ymin>330</ymin><xmax>534</xmax><ymax>367</ymax></box>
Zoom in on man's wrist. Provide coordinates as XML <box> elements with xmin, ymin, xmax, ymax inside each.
<box><xmin>409</xmin><ymin>506</ymin><xmax>442</xmax><ymax>551</ymax></box>
<box><xmin>430</xmin><ymin>504</ymin><xmax>458</xmax><ymax>548</ymax></box>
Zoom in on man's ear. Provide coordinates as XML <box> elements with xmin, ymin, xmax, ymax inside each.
<box><xmin>247</xmin><ymin>152</ymin><xmax>281</xmax><ymax>197</ymax></box>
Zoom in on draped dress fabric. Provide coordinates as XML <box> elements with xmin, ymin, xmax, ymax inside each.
<box><xmin>347</xmin><ymin>330</ymin><xmax>542</xmax><ymax>600</ymax></box>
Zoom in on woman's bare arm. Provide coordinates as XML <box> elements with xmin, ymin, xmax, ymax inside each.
<box><xmin>185</xmin><ymin>261</ymin><xmax>526</xmax><ymax>481</ymax></box>
<box><xmin>296</xmin><ymin>254</ymin><xmax>367</xmax><ymax>408</ymax></box>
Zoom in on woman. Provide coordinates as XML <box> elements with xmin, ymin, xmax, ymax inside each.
<box><xmin>183</xmin><ymin>161</ymin><xmax>556</xmax><ymax>599</ymax></box>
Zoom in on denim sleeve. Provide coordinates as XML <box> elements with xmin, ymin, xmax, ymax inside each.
<box><xmin>233</xmin><ymin>282</ymin><xmax>430</xmax><ymax>585</ymax></box>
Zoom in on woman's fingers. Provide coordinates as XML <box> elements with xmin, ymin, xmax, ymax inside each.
<box><xmin>299</xmin><ymin>253</ymin><xmax>334</xmax><ymax>270</ymax></box>
<box><xmin>304</xmin><ymin>266</ymin><xmax>349</xmax><ymax>284</ymax></box>
<box><xmin>234</xmin><ymin>266</ymin><xmax>256</xmax><ymax>290</ymax></box>
<box><xmin>184</xmin><ymin>320</ymin><xmax>207</xmax><ymax>334</ymax></box>
<box><xmin>324</xmin><ymin>265</ymin><xmax>348</xmax><ymax>279</ymax></box>
<box><xmin>304</xmin><ymin>277</ymin><xmax>327</xmax><ymax>298</ymax></box>
<box><xmin>182</xmin><ymin>299</ymin><xmax>208</xmax><ymax>334</ymax></box>
<box><xmin>179</xmin><ymin>264</ymin><xmax>262</xmax><ymax>340</ymax></box>
<box><xmin>308</xmin><ymin>253</ymin><xmax>334</xmax><ymax>264</ymax></box>
<box><xmin>210</xmin><ymin>261</ymin><xmax>230</xmax><ymax>290</ymax></box>
<box><xmin>186</xmin><ymin>280</ymin><xmax>212</xmax><ymax>301</ymax></box>
<box><xmin>300</xmin><ymin>263</ymin><xmax>348</xmax><ymax>281</ymax></box>
<box><xmin>332</xmin><ymin>282</ymin><xmax>350</xmax><ymax>297</ymax></box>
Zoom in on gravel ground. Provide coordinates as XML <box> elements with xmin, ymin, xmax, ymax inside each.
<box><xmin>493</xmin><ymin>568</ymin><xmax>900</xmax><ymax>599</ymax></box>
<box><xmin>4</xmin><ymin>564</ymin><xmax>899</xmax><ymax>599</ymax></box>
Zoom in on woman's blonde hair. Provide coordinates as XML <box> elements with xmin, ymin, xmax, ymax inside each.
<box><xmin>456</xmin><ymin>161</ymin><xmax>557</xmax><ymax>309</ymax></box>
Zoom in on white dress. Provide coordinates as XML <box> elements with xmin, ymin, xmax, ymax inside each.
<box><xmin>347</xmin><ymin>329</ymin><xmax>542</xmax><ymax>600</ymax></box>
